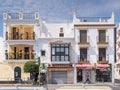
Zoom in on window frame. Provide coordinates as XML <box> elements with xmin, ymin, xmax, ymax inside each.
<box><xmin>51</xmin><ymin>44</ymin><xmax>70</xmax><ymax>61</ymax></box>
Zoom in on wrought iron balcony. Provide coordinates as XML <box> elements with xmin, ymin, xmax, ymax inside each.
<box><xmin>5</xmin><ymin>52</ymin><xmax>35</xmax><ymax>60</ymax></box>
<box><xmin>6</xmin><ymin>32</ymin><xmax>35</xmax><ymax>40</ymax></box>
<box><xmin>78</xmin><ymin>36</ymin><xmax>90</xmax><ymax>44</ymax></box>
<box><xmin>78</xmin><ymin>55</ymin><xmax>90</xmax><ymax>64</ymax></box>
<box><xmin>96</xmin><ymin>36</ymin><xmax>109</xmax><ymax>44</ymax></box>
<box><xmin>97</xmin><ymin>55</ymin><xmax>109</xmax><ymax>64</ymax></box>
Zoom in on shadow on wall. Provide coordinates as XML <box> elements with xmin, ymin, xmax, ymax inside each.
<box><xmin>41</xmin><ymin>22</ymin><xmax>51</xmax><ymax>37</ymax></box>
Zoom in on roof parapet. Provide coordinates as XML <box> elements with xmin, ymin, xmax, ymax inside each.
<box><xmin>3</xmin><ymin>11</ymin><xmax>39</xmax><ymax>20</ymax></box>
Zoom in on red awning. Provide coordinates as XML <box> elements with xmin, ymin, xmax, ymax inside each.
<box><xmin>76</xmin><ymin>64</ymin><xmax>94</xmax><ymax>69</ymax></box>
<box><xmin>96</xmin><ymin>64</ymin><xmax>109</xmax><ymax>68</ymax></box>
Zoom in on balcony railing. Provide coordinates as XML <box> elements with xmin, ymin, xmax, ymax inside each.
<box><xmin>23</xmin><ymin>13</ymin><xmax>35</xmax><ymax>19</ymax></box>
<box><xmin>96</xmin><ymin>36</ymin><xmax>109</xmax><ymax>44</ymax></box>
<box><xmin>97</xmin><ymin>55</ymin><xmax>109</xmax><ymax>63</ymax></box>
<box><xmin>78</xmin><ymin>55</ymin><xmax>90</xmax><ymax>63</ymax></box>
<box><xmin>5</xmin><ymin>52</ymin><xmax>35</xmax><ymax>60</ymax></box>
<box><xmin>77</xmin><ymin>17</ymin><xmax>110</xmax><ymax>22</ymax></box>
<box><xmin>78</xmin><ymin>36</ymin><xmax>90</xmax><ymax>44</ymax></box>
<box><xmin>4</xmin><ymin>12</ymin><xmax>39</xmax><ymax>20</ymax></box>
<box><xmin>7</xmin><ymin>13</ymin><xmax>19</xmax><ymax>19</ymax></box>
<box><xmin>6</xmin><ymin>32</ymin><xmax>35</xmax><ymax>40</ymax></box>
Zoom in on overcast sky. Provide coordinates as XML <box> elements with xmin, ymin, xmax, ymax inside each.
<box><xmin>0</xmin><ymin>0</ymin><xmax>120</xmax><ymax>36</ymax></box>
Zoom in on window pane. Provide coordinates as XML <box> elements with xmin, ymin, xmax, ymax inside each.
<box><xmin>52</xmin><ymin>56</ymin><xmax>55</xmax><ymax>61</ymax></box>
<box><xmin>61</xmin><ymin>56</ymin><xmax>64</xmax><ymax>61</ymax></box>
<box><xmin>56</xmin><ymin>56</ymin><xmax>60</xmax><ymax>61</ymax></box>
<box><xmin>52</xmin><ymin>48</ymin><xmax>55</xmax><ymax>55</ymax></box>
<box><xmin>99</xmin><ymin>30</ymin><xmax>106</xmax><ymax>42</ymax></box>
<box><xmin>56</xmin><ymin>48</ymin><xmax>60</xmax><ymax>52</ymax></box>
<box><xmin>65</xmin><ymin>56</ymin><xmax>68</xmax><ymax>61</ymax></box>
<box><xmin>65</xmin><ymin>48</ymin><xmax>68</xmax><ymax>55</ymax></box>
<box><xmin>80</xmin><ymin>48</ymin><xmax>87</xmax><ymax>61</ymax></box>
<box><xmin>80</xmin><ymin>30</ymin><xmax>87</xmax><ymax>42</ymax></box>
<box><xmin>61</xmin><ymin>48</ymin><xmax>64</xmax><ymax>52</ymax></box>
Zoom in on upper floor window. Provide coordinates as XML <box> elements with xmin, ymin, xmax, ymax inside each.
<box><xmin>99</xmin><ymin>30</ymin><xmax>106</xmax><ymax>42</ymax></box>
<box><xmin>41</xmin><ymin>50</ymin><xmax>45</xmax><ymax>56</ymax></box>
<box><xmin>59</xmin><ymin>27</ymin><xmax>64</xmax><ymax>37</ymax></box>
<box><xmin>99</xmin><ymin>48</ymin><xmax>106</xmax><ymax>61</ymax></box>
<box><xmin>80</xmin><ymin>30</ymin><xmax>87</xmax><ymax>42</ymax></box>
<box><xmin>51</xmin><ymin>44</ymin><xmax>70</xmax><ymax>61</ymax></box>
<box><xmin>80</xmin><ymin>48</ymin><xmax>87</xmax><ymax>61</ymax></box>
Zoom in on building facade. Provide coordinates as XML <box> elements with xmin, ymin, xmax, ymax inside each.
<box><xmin>3</xmin><ymin>12</ymin><xmax>40</xmax><ymax>82</ymax></box>
<box><xmin>38</xmin><ymin>22</ymin><xmax>74</xmax><ymax>84</ymax></box>
<box><xmin>115</xmin><ymin>24</ymin><xmax>120</xmax><ymax>83</ymax></box>
<box><xmin>73</xmin><ymin>12</ymin><xmax>115</xmax><ymax>83</ymax></box>
<box><xmin>2</xmin><ymin>11</ymin><xmax>116</xmax><ymax>84</ymax></box>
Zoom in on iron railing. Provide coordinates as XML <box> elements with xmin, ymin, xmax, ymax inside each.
<box><xmin>5</xmin><ymin>52</ymin><xmax>35</xmax><ymax>60</ymax></box>
<box><xmin>96</xmin><ymin>36</ymin><xmax>109</xmax><ymax>43</ymax></box>
<box><xmin>6</xmin><ymin>32</ymin><xmax>35</xmax><ymax>40</ymax></box>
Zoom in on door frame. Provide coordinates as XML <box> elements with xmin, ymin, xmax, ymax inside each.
<box><xmin>14</xmin><ymin>66</ymin><xmax>21</xmax><ymax>83</ymax></box>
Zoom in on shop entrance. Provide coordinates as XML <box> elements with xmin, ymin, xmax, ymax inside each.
<box><xmin>77</xmin><ymin>69</ymin><xmax>82</xmax><ymax>82</ymax></box>
<box><xmin>96</xmin><ymin>68</ymin><xmax>111</xmax><ymax>82</ymax></box>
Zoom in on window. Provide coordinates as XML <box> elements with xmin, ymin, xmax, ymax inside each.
<box><xmin>80</xmin><ymin>48</ymin><xmax>87</xmax><ymax>61</ymax></box>
<box><xmin>99</xmin><ymin>30</ymin><xmax>106</xmax><ymax>42</ymax></box>
<box><xmin>59</xmin><ymin>33</ymin><xmax>64</xmax><ymax>37</ymax></box>
<box><xmin>80</xmin><ymin>30</ymin><xmax>87</xmax><ymax>42</ymax></box>
<box><xmin>59</xmin><ymin>27</ymin><xmax>64</xmax><ymax>37</ymax></box>
<box><xmin>41</xmin><ymin>50</ymin><xmax>45</xmax><ymax>56</ymax></box>
<box><xmin>99</xmin><ymin>48</ymin><xmax>106</xmax><ymax>61</ymax></box>
<box><xmin>51</xmin><ymin>44</ymin><xmax>70</xmax><ymax>61</ymax></box>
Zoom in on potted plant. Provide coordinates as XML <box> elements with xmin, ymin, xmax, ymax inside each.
<box><xmin>19</xmin><ymin>50</ymin><xmax>22</xmax><ymax>59</ymax></box>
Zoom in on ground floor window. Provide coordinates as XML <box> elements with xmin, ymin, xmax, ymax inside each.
<box><xmin>77</xmin><ymin>69</ymin><xmax>82</xmax><ymax>82</ymax></box>
<box><xmin>96</xmin><ymin>68</ymin><xmax>111</xmax><ymax>82</ymax></box>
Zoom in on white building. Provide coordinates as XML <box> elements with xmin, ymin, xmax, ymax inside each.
<box><xmin>73</xmin><ymin>12</ymin><xmax>115</xmax><ymax>83</ymax></box>
<box><xmin>115</xmin><ymin>24</ymin><xmax>120</xmax><ymax>83</ymax></box>
<box><xmin>37</xmin><ymin>22</ymin><xmax>75</xmax><ymax>84</ymax></box>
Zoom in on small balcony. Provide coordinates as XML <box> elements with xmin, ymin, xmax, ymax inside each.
<box><xmin>6</xmin><ymin>32</ymin><xmax>35</xmax><ymax>40</ymax></box>
<box><xmin>5</xmin><ymin>52</ymin><xmax>35</xmax><ymax>60</ymax></box>
<box><xmin>78</xmin><ymin>36</ymin><xmax>90</xmax><ymax>47</ymax></box>
<box><xmin>97</xmin><ymin>55</ymin><xmax>109</xmax><ymax>64</ymax></box>
<box><xmin>78</xmin><ymin>55</ymin><xmax>90</xmax><ymax>64</ymax></box>
<box><xmin>96</xmin><ymin>36</ymin><xmax>109</xmax><ymax>45</ymax></box>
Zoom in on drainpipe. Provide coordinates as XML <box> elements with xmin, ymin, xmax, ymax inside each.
<box><xmin>113</xmin><ymin>25</ymin><xmax>117</xmax><ymax>84</ymax></box>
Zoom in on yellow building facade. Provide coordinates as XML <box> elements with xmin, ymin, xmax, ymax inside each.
<box><xmin>3</xmin><ymin>12</ymin><xmax>40</xmax><ymax>83</ymax></box>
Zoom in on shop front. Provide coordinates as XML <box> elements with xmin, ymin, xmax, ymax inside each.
<box><xmin>48</xmin><ymin>64</ymin><xmax>74</xmax><ymax>84</ymax></box>
<box><xmin>76</xmin><ymin>64</ymin><xmax>95</xmax><ymax>83</ymax></box>
<box><xmin>96</xmin><ymin>64</ymin><xmax>111</xmax><ymax>82</ymax></box>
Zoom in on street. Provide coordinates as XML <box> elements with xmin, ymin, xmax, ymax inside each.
<box><xmin>0</xmin><ymin>84</ymin><xmax>120</xmax><ymax>90</ymax></box>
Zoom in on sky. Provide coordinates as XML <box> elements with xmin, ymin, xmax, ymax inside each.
<box><xmin>0</xmin><ymin>0</ymin><xmax>120</xmax><ymax>37</ymax></box>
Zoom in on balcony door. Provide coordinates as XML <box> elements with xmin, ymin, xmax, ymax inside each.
<box><xmin>13</xmin><ymin>27</ymin><xmax>17</xmax><ymax>39</ymax></box>
<box><xmin>80</xmin><ymin>30</ymin><xmax>87</xmax><ymax>42</ymax></box>
<box><xmin>14</xmin><ymin>67</ymin><xmax>21</xmax><ymax>83</ymax></box>
<box><xmin>80</xmin><ymin>48</ymin><xmax>87</xmax><ymax>61</ymax></box>
<box><xmin>99</xmin><ymin>30</ymin><xmax>106</xmax><ymax>42</ymax></box>
<box><xmin>99</xmin><ymin>48</ymin><xmax>106</xmax><ymax>61</ymax></box>
<box><xmin>24</xmin><ymin>47</ymin><xmax>30</xmax><ymax>59</ymax></box>
<box><xmin>14</xmin><ymin>47</ymin><xmax>17</xmax><ymax>59</ymax></box>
